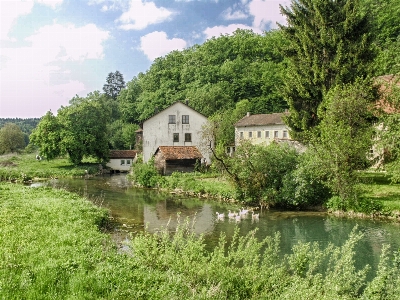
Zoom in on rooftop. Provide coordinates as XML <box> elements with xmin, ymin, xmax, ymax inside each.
<box><xmin>109</xmin><ymin>150</ymin><xmax>139</xmax><ymax>159</ymax></box>
<box><xmin>155</xmin><ymin>146</ymin><xmax>203</xmax><ymax>160</ymax></box>
<box><xmin>235</xmin><ymin>112</ymin><xmax>289</xmax><ymax>127</ymax></box>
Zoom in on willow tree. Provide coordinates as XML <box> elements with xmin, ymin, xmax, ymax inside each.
<box><xmin>279</xmin><ymin>0</ymin><xmax>376</xmax><ymax>141</ymax></box>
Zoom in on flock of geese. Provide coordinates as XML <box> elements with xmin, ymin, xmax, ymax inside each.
<box><xmin>215</xmin><ymin>207</ymin><xmax>259</xmax><ymax>222</ymax></box>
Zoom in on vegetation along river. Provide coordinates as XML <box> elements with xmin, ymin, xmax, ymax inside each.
<box><xmin>38</xmin><ymin>173</ymin><xmax>400</xmax><ymax>280</ymax></box>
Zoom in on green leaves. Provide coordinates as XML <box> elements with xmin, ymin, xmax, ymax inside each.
<box><xmin>280</xmin><ymin>0</ymin><xmax>375</xmax><ymax>139</ymax></box>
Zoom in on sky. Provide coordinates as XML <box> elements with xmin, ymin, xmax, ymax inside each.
<box><xmin>0</xmin><ymin>0</ymin><xmax>290</xmax><ymax>118</ymax></box>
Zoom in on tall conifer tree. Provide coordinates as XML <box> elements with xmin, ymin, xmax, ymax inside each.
<box><xmin>279</xmin><ymin>0</ymin><xmax>375</xmax><ymax>141</ymax></box>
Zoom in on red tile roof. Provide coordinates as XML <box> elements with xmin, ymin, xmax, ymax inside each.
<box><xmin>375</xmin><ymin>75</ymin><xmax>400</xmax><ymax>114</ymax></box>
<box><xmin>155</xmin><ymin>146</ymin><xmax>203</xmax><ymax>160</ymax></box>
<box><xmin>109</xmin><ymin>150</ymin><xmax>138</xmax><ymax>159</ymax></box>
<box><xmin>235</xmin><ymin>112</ymin><xmax>289</xmax><ymax>127</ymax></box>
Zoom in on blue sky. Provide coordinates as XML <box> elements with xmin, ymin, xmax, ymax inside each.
<box><xmin>0</xmin><ymin>0</ymin><xmax>289</xmax><ymax>118</ymax></box>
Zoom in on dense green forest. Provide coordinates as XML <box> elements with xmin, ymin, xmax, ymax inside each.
<box><xmin>0</xmin><ymin>118</ymin><xmax>40</xmax><ymax>136</ymax></box>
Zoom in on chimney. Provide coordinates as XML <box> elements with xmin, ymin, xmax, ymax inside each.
<box><xmin>185</xmin><ymin>99</ymin><xmax>189</xmax><ymax>106</ymax></box>
<box><xmin>246</xmin><ymin>112</ymin><xmax>250</xmax><ymax>117</ymax></box>
<box><xmin>155</xmin><ymin>106</ymin><xmax>158</xmax><ymax>114</ymax></box>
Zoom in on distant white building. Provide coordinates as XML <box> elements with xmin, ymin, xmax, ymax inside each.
<box><xmin>234</xmin><ymin>112</ymin><xmax>291</xmax><ymax>146</ymax></box>
<box><xmin>106</xmin><ymin>150</ymin><xmax>138</xmax><ymax>172</ymax></box>
<box><xmin>142</xmin><ymin>101</ymin><xmax>212</xmax><ymax>164</ymax></box>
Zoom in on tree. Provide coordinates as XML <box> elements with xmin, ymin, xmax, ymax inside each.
<box><xmin>29</xmin><ymin>111</ymin><xmax>62</xmax><ymax>160</ymax></box>
<box><xmin>30</xmin><ymin>92</ymin><xmax>111</xmax><ymax>165</ymax></box>
<box><xmin>58</xmin><ymin>93</ymin><xmax>111</xmax><ymax>165</ymax></box>
<box><xmin>375</xmin><ymin>75</ymin><xmax>400</xmax><ymax>182</ymax></box>
<box><xmin>0</xmin><ymin>123</ymin><xmax>25</xmax><ymax>154</ymax></box>
<box><xmin>279</xmin><ymin>0</ymin><xmax>376</xmax><ymax>141</ymax></box>
<box><xmin>103</xmin><ymin>70</ymin><xmax>126</xmax><ymax>100</ymax></box>
<box><xmin>309</xmin><ymin>80</ymin><xmax>376</xmax><ymax>208</ymax></box>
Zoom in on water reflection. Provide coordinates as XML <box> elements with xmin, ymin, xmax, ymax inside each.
<box><xmin>41</xmin><ymin>174</ymin><xmax>400</xmax><ymax>278</ymax></box>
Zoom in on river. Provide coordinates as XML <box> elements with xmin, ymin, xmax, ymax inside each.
<box><xmin>42</xmin><ymin>173</ymin><xmax>400</xmax><ymax>280</ymax></box>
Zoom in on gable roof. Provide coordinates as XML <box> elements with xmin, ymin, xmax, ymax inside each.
<box><xmin>154</xmin><ymin>146</ymin><xmax>203</xmax><ymax>160</ymax></box>
<box><xmin>109</xmin><ymin>150</ymin><xmax>138</xmax><ymax>159</ymax></box>
<box><xmin>143</xmin><ymin>101</ymin><xmax>207</xmax><ymax>123</ymax></box>
<box><xmin>235</xmin><ymin>112</ymin><xmax>289</xmax><ymax>127</ymax></box>
<box><xmin>375</xmin><ymin>74</ymin><xmax>400</xmax><ymax>114</ymax></box>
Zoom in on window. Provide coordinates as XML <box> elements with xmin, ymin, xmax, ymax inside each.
<box><xmin>120</xmin><ymin>159</ymin><xmax>125</xmax><ymax>165</ymax></box>
<box><xmin>173</xmin><ymin>133</ymin><xmax>179</xmax><ymax>142</ymax></box>
<box><xmin>169</xmin><ymin>115</ymin><xmax>176</xmax><ymax>124</ymax></box>
<box><xmin>274</xmin><ymin>131</ymin><xmax>279</xmax><ymax>138</ymax></box>
<box><xmin>185</xmin><ymin>133</ymin><xmax>192</xmax><ymax>142</ymax></box>
<box><xmin>240</xmin><ymin>132</ymin><xmax>244</xmax><ymax>139</ymax></box>
<box><xmin>257</xmin><ymin>131</ymin><xmax>261</xmax><ymax>138</ymax></box>
<box><xmin>126</xmin><ymin>159</ymin><xmax>131</xmax><ymax>165</ymax></box>
<box><xmin>265</xmin><ymin>131</ymin><xmax>269</xmax><ymax>138</ymax></box>
<box><xmin>182</xmin><ymin>115</ymin><xmax>189</xmax><ymax>124</ymax></box>
<box><xmin>283</xmin><ymin>131</ymin><xmax>288</xmax><ymax>138</ymax></box>
<box><xmin>249</xmin><ymin>131</ymin><xmax>253</xmax><ymax>138</ymax></box>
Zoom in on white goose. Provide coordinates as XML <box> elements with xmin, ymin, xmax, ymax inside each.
<box><xmin>216</xmin><ymin>212</ymin><xmax>225</xmax><ymax>219</ymax></box>
<box><xmin>252</xmin><ymin>211</ymin><xmax>259</xmax><ymax>219</ymax></box>
<box><xmin>240</xmin><ymin>207</ymin><xmax>249</xmax><ymax>215</ymax></box>
<box><xmin>228</xmin><ymin>210</ymin><xmax>236</xmax><ymax>218</ymax></box>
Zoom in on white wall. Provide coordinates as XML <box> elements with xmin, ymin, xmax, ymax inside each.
<box><xmin>106</xmin><ymin>158</ymin><xmax>133</xmax><ymax>171</ymax></box>
<box><xmin>143</xmin><ymin>102</ymin><xmax>212</xmax><ymax>163</ymax></box>
<box><xmin>235</xmin><ymin>124</ymin><xmax>290</xmax><ymax>147</ymax></box>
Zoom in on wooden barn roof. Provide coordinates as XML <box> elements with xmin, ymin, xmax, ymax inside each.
<box><xmin>235</xmin><ymin>112</ymin><xmax>289</xmax><ymax>127</ymax></box>
<box><xmin>109</xmin><ymin>150</ymin><xmax>138</xmax><ymax>159</ymax></box>
<box><xmin>155</xmin><ymin>146</ymin><xmax>203</xmax><ymax>160</ymax></box>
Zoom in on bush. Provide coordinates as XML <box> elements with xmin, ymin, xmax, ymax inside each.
<box><xmin>130</xmin><ymin>158</ymin><xmax>162</xmax><ymax>188</ymax></box>
<box><xmin>278</xmin><ymin>152</ymin><xmax>331</xmax><ymax>208</ymax></box>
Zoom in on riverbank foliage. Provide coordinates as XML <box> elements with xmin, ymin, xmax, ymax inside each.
<box><xmin>0</xmin><ymin>153</ymin><xmax>100</xmax><ymax>182</ymax></box>
<box><xmin>1</xmin><ymin>183</ymin><xmax>400</xmax><ymax>299</ymax></box>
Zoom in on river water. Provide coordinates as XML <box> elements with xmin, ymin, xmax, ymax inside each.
<box><xmin>43</xmin><ymin>173</ymin><xmax>400</xmax><ymax>279</ymax></box>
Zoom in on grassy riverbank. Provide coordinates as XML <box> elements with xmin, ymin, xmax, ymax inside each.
<box><xmin>0</xmin><ymin>153</ymin><xmax>100</xmax><ymax>182</ymax></box>
<box><xmin>1</xmin><ymin>182</ymin><xmax>400</xmax><ymax>299</ymax></box>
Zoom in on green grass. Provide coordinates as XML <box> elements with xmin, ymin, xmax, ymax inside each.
<box><xmin>0</xmin><ymin>153</ymin><xmax>100</xmax><ymax>182</ymax></box>
<box><xmin>360</xmin><ymin>171</ymin><xmax>400</xmax><ymax>213</ymax></box>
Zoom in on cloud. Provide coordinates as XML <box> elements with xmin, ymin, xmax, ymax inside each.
<box><xmin>1</xmin><ymin>1</ymin><xmax>34</xmax><ymax>41</ymax></box>
<box><xmin>0</xmin><ymin>23</ymin><xmax>110</xmax><ymax>118</ymax></box>
<box><xmin>117</xmin><ymin>0</ymin><xmax>174</xmax><ymax>30</ymax></box>
<box><xmin>248</xmin><ymin>0</ymin><xmax>289</xmax><ymax>29</ymax></box>
<box><xmin>221</xmin><ymin>6</ymin><xmax>248</xmax><ymax>21</ymax></box>
<box><xmin>203</xmin><ymin>24</ymin><xmax>262</xmax><ymax>40</ymax></box>
<box><xmin>140</xmin><ymin>31</ymin><xmax>187</xmax><ymax>61</ymax></box>
<box><xmin>1</xmin><ymin>0</ymin><xmax>64</xmax><ymax>41</ymax></box>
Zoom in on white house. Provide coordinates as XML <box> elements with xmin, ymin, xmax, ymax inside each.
<box><xmin>234</xmin><ymin>112</ymin><xmax>291</xmax><ymax>147</ymax></box>
<box><xmin>106</xmin><ymin>150</ymin><xmax>138</xmax><ymax>172</ymax></box>
<box><xmin>142</xmin><ymin>101</ymin><xmax>212</xmax><ymax>164</ymax></box>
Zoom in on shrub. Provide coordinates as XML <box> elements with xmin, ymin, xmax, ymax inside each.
<box><xmin>130</xmin><ymin>158</ymin><xmax>162</xmax><ymax>188</ymax></box>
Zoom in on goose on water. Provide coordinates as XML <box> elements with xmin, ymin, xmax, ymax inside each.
<box><xmin>228</xmin><ymin>210</ymin><xmax>236</xmax><ymax>218</ymax></box>
<box><xmin>216</xmin><ymin>212</ymin><xmax>225</xmax><ymax>219</ymax></box>
<box><xmin>240</xmin><ymin>207</ymin><xmax>249</xmax><ymax>215</ymax></box>
<box><xmin>252</xmin><ymin>211</ymin><xmax>259</xmax><ymax>219</ymax></box>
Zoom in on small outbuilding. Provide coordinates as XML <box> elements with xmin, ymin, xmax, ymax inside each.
<box><xmin>154</xmin><ymin>146</ymin><xmax>203</xmax><ymax>175</ymax></box>
<box><xmin>106</xmin><ymin>150</ymin><xmax>139</xmax><ymax>173</ymax></box>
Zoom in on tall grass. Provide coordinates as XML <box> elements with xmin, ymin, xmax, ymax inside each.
<box><xmin>1</xmin><ymin>183</ymin><xmax>400</xmax><ymax>299</ymax></box>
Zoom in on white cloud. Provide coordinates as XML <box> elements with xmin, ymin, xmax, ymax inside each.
<box><xmin>1</xmin><ymin>0</ymin><xmax>64</xmax><ymax>41</ymax></box>
<box><xmin>117</xmin><ymin>0</ymin><xmax>174</xmax><ymax>30</ymax></box>
<box><xmin>37</xmin><ymin>0</ymin><xmax>63</xmax><ymax>9</ymax></box>
<box><xmin>221</xmin><ymin>6</ymin><xmax>248</xmax><ymax>21</ymax></box>
<box><xmin>203</xmin><ymin>24</ymin><xmax>262</xmax><ymax>40</ymax></box>
<box><xmin>140</xmin><ymin>31</ymin><xmax>187</xmax><ymax>61</ymax></box>
<box><xmin>0</xmin><ymin>23</ymin><xmax>110</xmax><ymax>117</ymax></box>
<box><xmin>248</xmin><ymin>0</ymin><xmax>289</xmax><ymax>29</ymax></box>
<box><xmin>1</xmin><ymin>1</ymin><xmax>34</xmax><ymax>41</ymax></box>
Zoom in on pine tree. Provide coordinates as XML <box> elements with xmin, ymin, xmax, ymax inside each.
<box><xmin>103</xmin><ymin>70</ymin><xmax>126</xmax><ymax>100</ymax></box>
<box><xmin>278</xmin><ymin>0</ymin><xmax>376</xmax><ymax>141</ymax></box>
